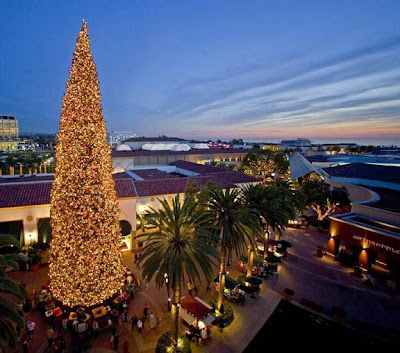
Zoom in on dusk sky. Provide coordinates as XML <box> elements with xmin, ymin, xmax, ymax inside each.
<box><xmin>1</xmin><ymin>0</ymin><xmax>400</xmax><ymax>145</ymax></box>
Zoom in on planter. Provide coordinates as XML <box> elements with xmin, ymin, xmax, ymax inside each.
<box><xmin>283</xmin><ymin>288</ymin><xmax>294</xmax><ymax>301</ymax></box>
<box><xmin>30</xmin><ymin>264</ymin><xmax>40</xmax><ymax>272</ymax></box>
<box><xmin>317</xmin><ymin>250</ymin><xmax>324</xmax><ymax>258</ymax></box>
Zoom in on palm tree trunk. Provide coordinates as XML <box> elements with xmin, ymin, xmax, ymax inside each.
<box><xmin>217</xmin><ymin>246</ymin><xmax>227</xmax><ymax>311</ymax></box>
<box><xmin>170</xmin><ymin>283</ymin><xmax>181</xmax><ymax>349</ymax></box>
<box><xmin>263</xmin><ymin>224</ymin><xmax>270</xmax><ymax>258</ymax></box>
<box><xmin>247</xmin><ymin>247</ymin><xmax>254</xmax><ymax>277</ymax></box>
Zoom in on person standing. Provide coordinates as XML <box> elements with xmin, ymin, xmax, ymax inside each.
<box><xmin>123</xmin><ymin>339</ymin><xmax>129</xmax><ymax>353</ymax></box>
<box><xmin>187</xmin><ymin>282</ymin><xmax>194</xmax><ymax>296</ymax></box>
<box><xmin>27</xmin><ymin>320</ymin><xmax>36</xmax><ymax>339</ymax></box>
<box><xmin>200</xmin><ymin>327</ymin><xmax>207</xmax><ymax>345</ymax></box>
<box><xmin>137</xmin><ymin>318</ymin><xmax>143</xmax><ymax>333</ymax></box>
<box><xmin>46</xmin><ymin>326</ymin><xmax>54</xmax><ymax>347</ymax></box>
<box><xmin>23</xmin><ymin>340</ymin><xmax>29</xmax><ymax>353</ymax></box>
<box><xmin>149</xmin><ymin>312</ymin><xmax>156</xmax><ymax>329</ymax></box>
<box><xmin>113</xmin><ymin>332</ymin><xmax>119</xmax><ymax>351</ymax></box>
<box><xmin>92</xmin><ymin>320</ymin><xmax>99</xmax><ymax>337</ymax></box>
<box><xmin>143</xmin><ymin>303</ymin><xmax>149</xmax><ymax>319</ymax></box>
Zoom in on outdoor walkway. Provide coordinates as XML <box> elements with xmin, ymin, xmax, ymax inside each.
<box><xmin>6</xmin><ymin>227</ymin><xmax>400</xmax><ymax>352</ymax></box>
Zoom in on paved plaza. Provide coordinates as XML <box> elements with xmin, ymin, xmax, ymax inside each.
<box><xmin>7</xmin><ymin>227</ymin><xmax>400</xmax><ymax>352</ymax></box>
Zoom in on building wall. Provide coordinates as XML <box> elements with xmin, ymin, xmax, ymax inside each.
<box><xmin>326</xmin><ymin>180</ymin><xmax>380</xmax><ymax>205</ymax></box>
<box><xmin>330</xmin><ymin>219</ymin><xmax>400</xmax><ymax>283</ymax></box>
<box><xmin>112</xmin><ymin>151</ymin><xmax>248</xmax><ymax>171</ymax></box>
<box><xmin>0</xmin><ymin>198</ymin><xmax>137</xmax><ymax>249</ymax></box>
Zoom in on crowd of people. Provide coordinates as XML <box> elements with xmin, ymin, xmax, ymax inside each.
<box><xmin>185</xmin><ymin>319</ymin><xmax>211</xmax><ymax>346</ymax></box>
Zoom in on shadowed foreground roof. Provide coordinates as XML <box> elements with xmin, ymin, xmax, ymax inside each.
<box><xmin>323</xmin><ymin>163</ymin><xmax>400</xmax><ymax>184</ymax></box>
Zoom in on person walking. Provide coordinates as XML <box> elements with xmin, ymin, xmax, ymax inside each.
<box><xmin>156</xmin><ymin>315</ymin><xmax>161</xmax><ymax>333</ymax></box>
<box><xmin>141</xmin><ymin>314</ymin><xmax>146</xmax><ymax>329</ymax></box>
<box><xmin>131</xmin><ymin>314</ymin><xmax>138</xmax><ymax>331</ymax></box>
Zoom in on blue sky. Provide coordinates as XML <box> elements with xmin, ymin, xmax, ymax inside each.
<box><xmin>1</xmin><ymin>0</ymin><xmax>400</xmax><ymax>145</ymax></box>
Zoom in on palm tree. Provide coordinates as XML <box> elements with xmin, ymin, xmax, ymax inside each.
<box><xmin>0</xmin><ymin>234</ymin><xmax>27</xmax><ymax>350</ymax></box>
<box><xmin>136</xmin><ymin>195</ymin><xmax>217</xmax><ymax>351</ymax></box>
<box><xmin>241</xmin><ymin>184</ymin><xmax>268</xmax><ymax>276</ymax></box>
<box><xmin>241</xmin><ymin>184</ymin><xmax>292</xmax><ymax>273</ymax></box>
<box><xmin>274</xmin><ymin>179</ymin><xmax>305</xmax><ymax>215</ymax></box>
<box><xmin>201</xmin><ymin>184</ymin><xmax>257</xmax><ymax>310</ymax></box>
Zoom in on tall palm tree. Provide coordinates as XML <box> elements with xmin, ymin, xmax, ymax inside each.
<box><xmin>241</xmin><ymin>184</ymin><xmax>291</xmax><ymax>273</ymax></box>
<box><xmin>136</xmin><ymin>195</ymin><xmax>217</xmax><ymax>351</ymax></box>
<box><xmin>241</xmin><ymin>184</ymin><xmax>268</xmax><ymax>276</ymax></box>
<box><xmin>0</xmin><ymin>234</ymin><xmax>27</xmax><ymax>350</ymax></box>
<box><xmin>201</xmin><ymin>184</ymin><xmax>257</xmax><ymax>310</ymax></box>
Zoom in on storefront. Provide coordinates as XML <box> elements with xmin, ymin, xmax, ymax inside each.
<box><xmin>328</xmin><ymin>213</ymin><xmax>400</xmax><ymax>287</ymax></box>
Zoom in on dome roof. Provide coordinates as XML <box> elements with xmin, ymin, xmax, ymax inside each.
<box><xmin>170</xmin><ymin>144</ymin><xmax>191</xmax><ymax>151</ymax></box>
<box><xmin>116</xmin><ymin>144</ymin><xmax>132</xmax><ymax>151</ymax></box>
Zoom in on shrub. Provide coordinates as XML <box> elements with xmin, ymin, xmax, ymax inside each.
<box><xmin>156</xmin><ymin>332</ymin><xmax>191</xmax><ymax>353</ymax></box>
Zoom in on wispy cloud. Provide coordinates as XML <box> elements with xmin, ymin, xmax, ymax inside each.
<box><xmin>161</xmin><ymin>38</ymin><xmax>400</xmax><ymax>139</ymax></box>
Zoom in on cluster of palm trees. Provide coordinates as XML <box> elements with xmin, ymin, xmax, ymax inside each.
<box><xmin>0</xmin><ymin>235</ymin><xmax>27</xmax><ymax>351</ymax></box>
<box><xmin>136</xmin><ymin>181</ymin><xmax>304</xmax><ymax>351</ymax></box>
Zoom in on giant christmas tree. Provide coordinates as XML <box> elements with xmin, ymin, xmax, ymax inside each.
<box><xmin>49</xmin><ymin>20</ymin><xmax>125</xmax><ymax>307</ymax></box>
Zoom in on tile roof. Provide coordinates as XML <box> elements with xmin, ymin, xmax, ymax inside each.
<box><xmin>323</xmin><ymin>163</ymin><xmax>400</xmax><ymax>184</ymax></box>
<box><xmin>130</xmin><ymin>169</ymin><xmax>183</xmax><ymax>180</ymax></box>
<box><xmin>115</xmin><ymin>179</ymin><xmax>137</xmax><ymax>198</ymax></box>
<box><xmin>133</xmin><ymin>176</ymin><xmax>235</xmax><ymax>197</ymax></box>
<box><xmin>0</xmin><ymin>161</ymin><xmax>257</xmax><ymax>208</ymax></box>
<box><xmin>0</xmin><ymin>183</ymin><xmax>52</xmax><ymax>208</ymax></box>
<box><xmin>169</xmin><ymin>160</ymin><xmax>228</xmax><ymax>174</ymax></box>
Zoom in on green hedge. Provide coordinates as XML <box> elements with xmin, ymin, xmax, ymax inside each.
<box><xmin>210</xmin><ymin>300</ymin><xmax>234</xmax><ymax>327</ymax></box>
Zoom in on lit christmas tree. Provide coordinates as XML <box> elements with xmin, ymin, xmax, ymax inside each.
<box><xmin>49</xmin><ymin>20</ymin><xmax>125</xmax><ymax>307</ymax></box>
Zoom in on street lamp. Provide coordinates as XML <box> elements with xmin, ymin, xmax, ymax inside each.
<box><xmin>164</xmin><ymin>273</ymin><xmax>171</xmax><ymax>311</ymax></box>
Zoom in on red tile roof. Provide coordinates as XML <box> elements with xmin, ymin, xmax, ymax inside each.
<box><xmin>134</xmin><ymin>176</ymin><xmax>235</xmax><ymax>197</ymax></box>
<box><xmin>0</xmin><ymin>183</ymin><xmax>52</xmax><ymax>208</ymax></box>
<box><xmin>0</xmin><ymin>161</ymin><xmax>257</xmax><ymax>208</ymax></box>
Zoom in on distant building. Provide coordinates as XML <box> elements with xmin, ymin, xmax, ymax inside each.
<box><xmin>0</xmin><ymin>115</ymin><xmax>19</xmax><ymax>138</ymax></box>
<box><xmin>281</xmin><ymin>138</ymin><xmax>312</xmax><ymax>153</ymax></box>
<box><xmin>0</xmin><ymin>115</ymin><xmax>19</xmax><ymax>151</ymax></box>
<box><xmin>108</xmin><ymin>131</ymin><xmax>138</xmax><ymax>147</ymax></box>
<box><xmin>262</xmin><ymin>143</ymin><xmax>280</xmax><ymax>152</ymax></box>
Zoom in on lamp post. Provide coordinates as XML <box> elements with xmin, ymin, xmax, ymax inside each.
<box><xmin>164</xmin><ymin>273</ymin><xmax>171</xmax><ymax>311</ymax></box>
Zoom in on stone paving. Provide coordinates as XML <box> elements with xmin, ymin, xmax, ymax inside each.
<box><xmin>6</xmin><ymin>227</ymin><xmax>400</xmax><ymax>352</ymax></box>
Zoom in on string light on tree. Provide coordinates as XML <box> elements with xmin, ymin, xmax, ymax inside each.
<box><xmin>49</xmin><ymin>20</ymin><xmax>125</xmax><ymax>307</ymax></box>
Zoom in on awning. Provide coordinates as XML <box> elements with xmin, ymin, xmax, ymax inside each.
<box><xmin>179</xmin><ymin>296</ymin><xmax>215</xmax><ymax>325</ymax></box>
